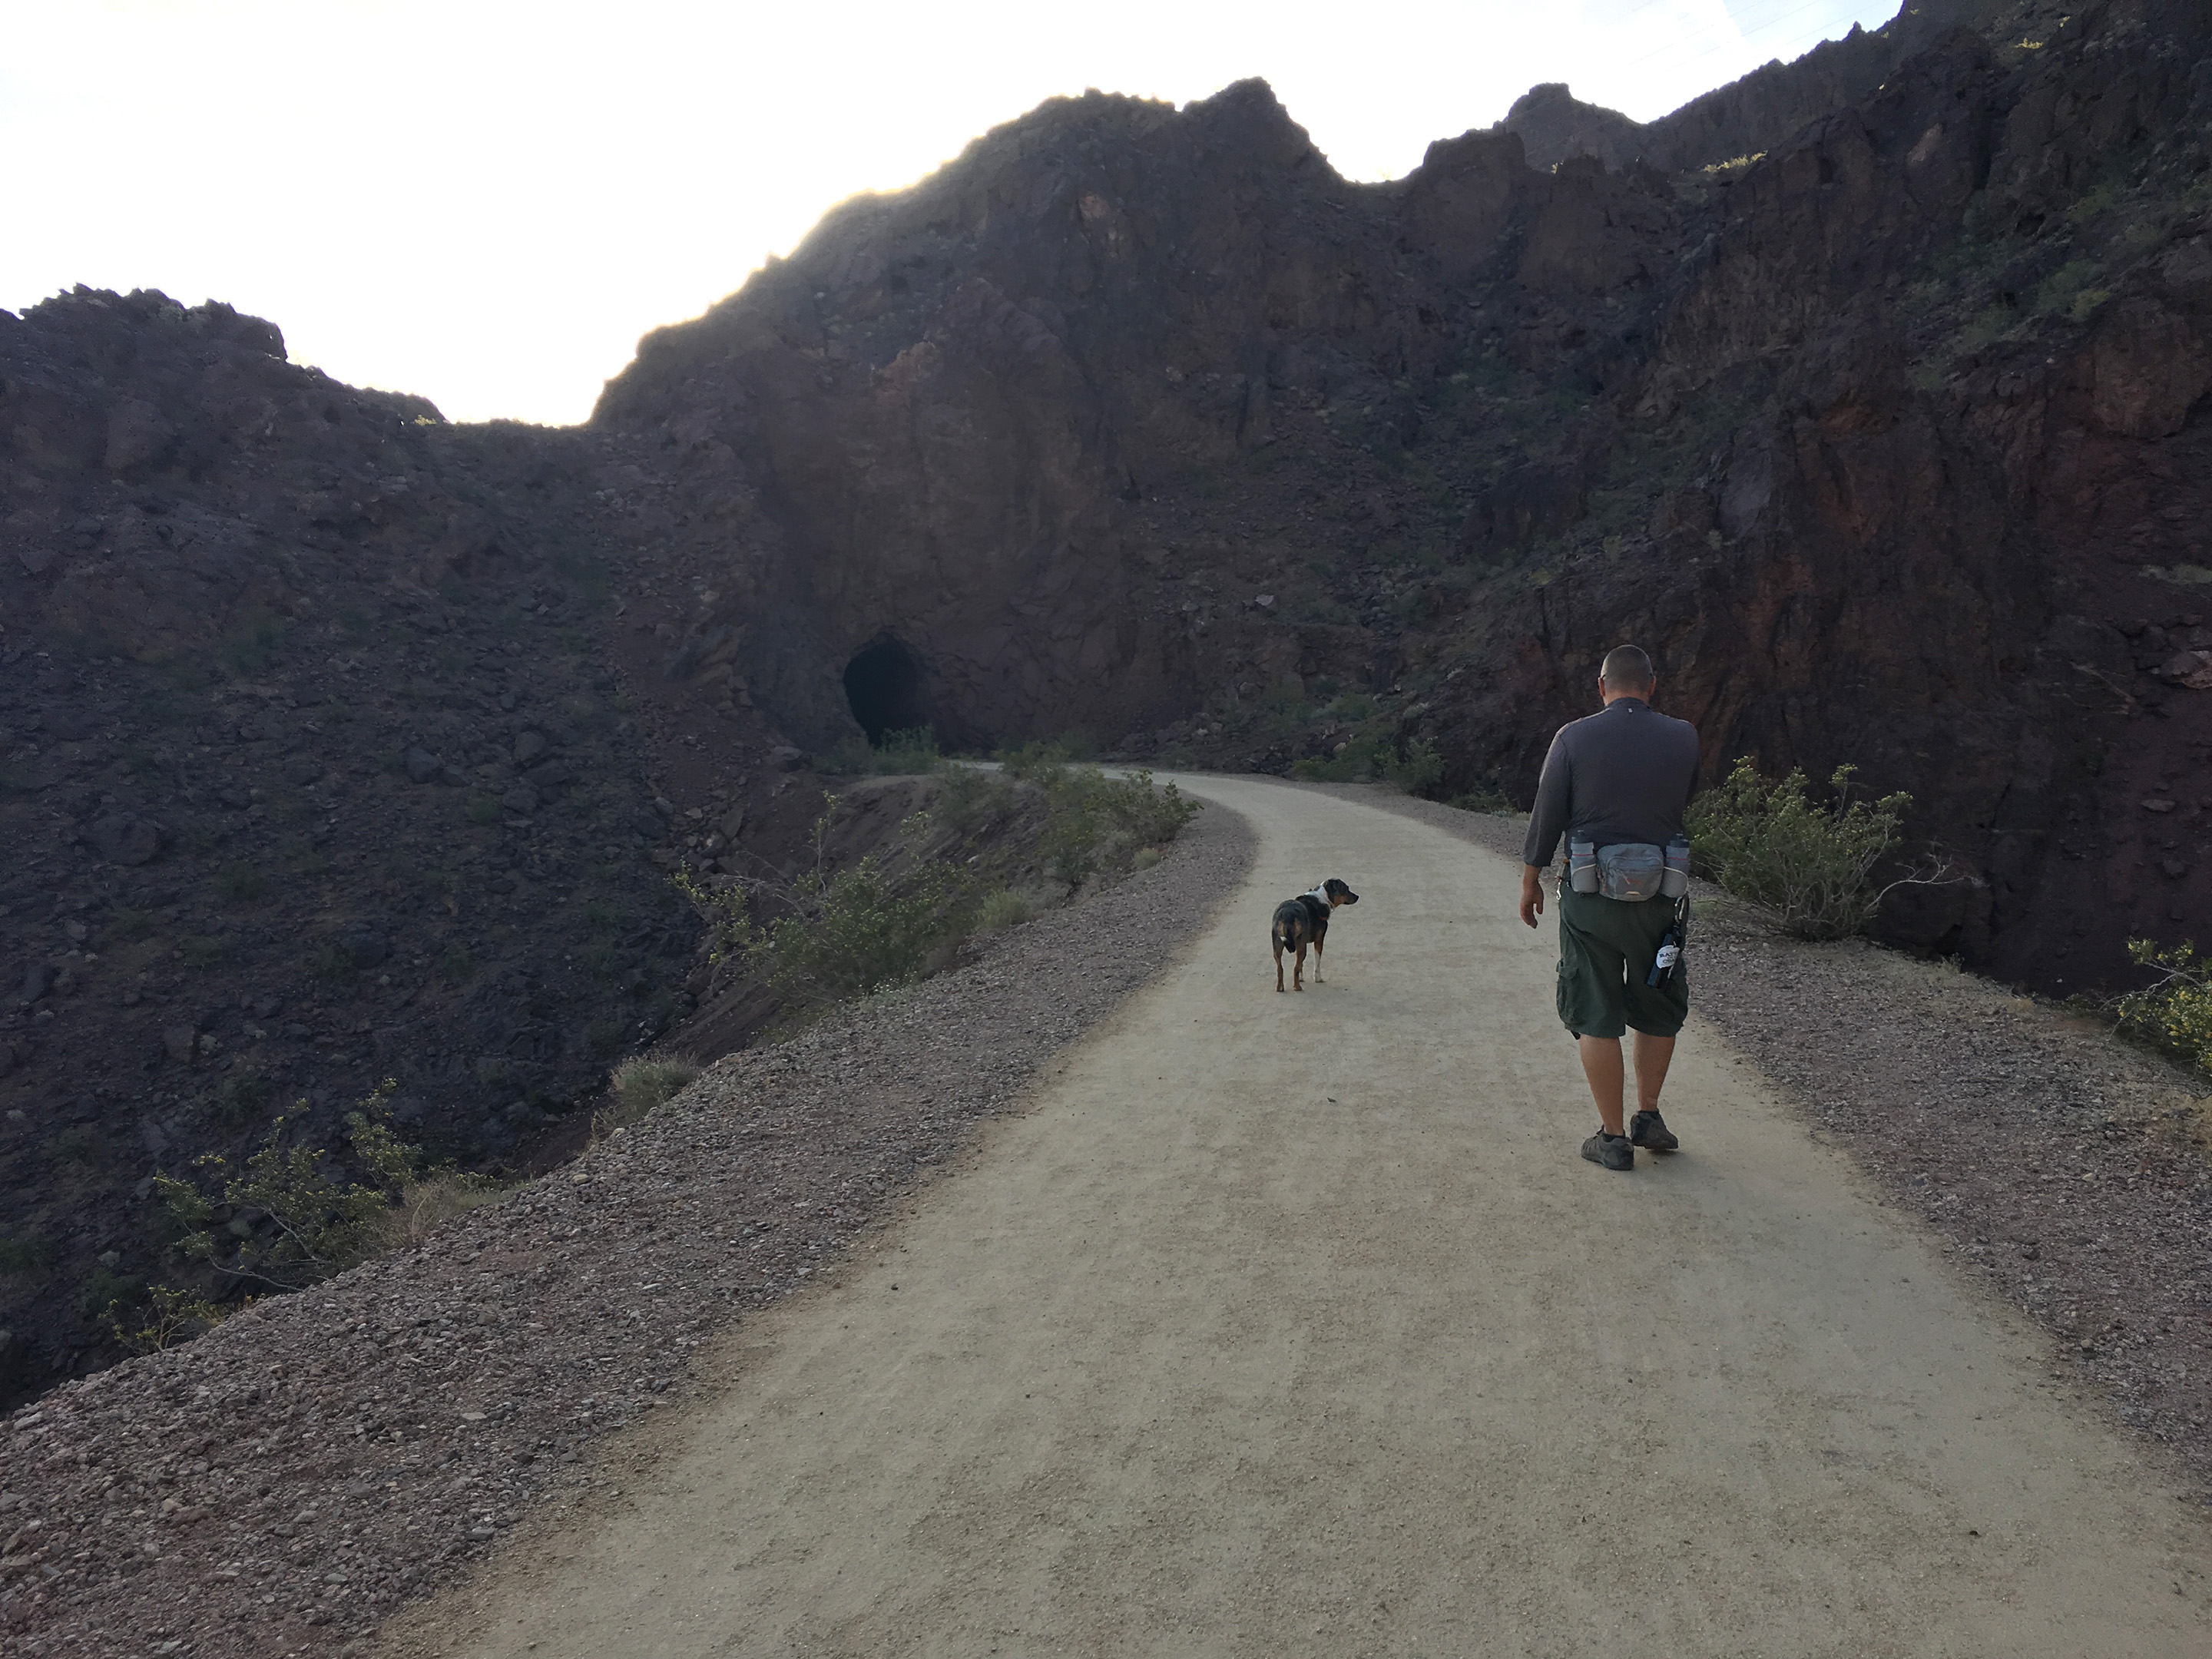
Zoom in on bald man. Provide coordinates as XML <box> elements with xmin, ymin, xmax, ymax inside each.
<box><xmin>1519</xmin><ymin>644</ymin><xmax>1700</xmax><ymax>1172</ymax></box>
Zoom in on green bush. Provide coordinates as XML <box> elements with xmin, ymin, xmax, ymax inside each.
<box><xmin>45</xmin><ymin>1126</ymin><xmax>101</xmax><ymax>1167</ymax></box>
<box><xmin>465</xmin><ymin>793</ymin><xmax>502</xmax><ymax>826</ymax></box>
<box><xmin>936</xmin><ymin>765</ymin><xmax>1021</xmax><ymax>834</ymax></box>
<box><xmin>0</xmin><ymin>1234</ymin><xmax>56</xmax><ymax>1273</ymax></box>
<box><xmin>2116</xmin><ymin>940</ymin><xmax>2212</xmax><ymax>1075</ymax></box>
<box><xmin>996</xmin><ymin>737</ymin><xmax>1082</xmax><ymax>778</ymax></box>
<box><xmin>826</xmin><ymin>726</ymin><xmax>942</xmax><ymax>775</ymax></box>
<box><xmin>105</xmin><ymin>1285</ymin><xmax>235</xmax><ymax>1354</ymax></box>
<box><xmin>78</xmin><ymin>1266</ymin><xmax>145</xmax><ymax>1322</ymax></box>
<box><xmin>763</xmin><ymin>852</ymin><xmax>973</xmax><ymax>998</ymax></box>
<box><xmin>975</xmin><ymin>888</ymin><xmax>1036</xmax><ymax>932</ymax></box>
<box><xmin>1687</xmin><ymin>760</ymin><xmax>1909</xmax><ymax>939</ymax></box>
<box><xmin>676</xmin><ymin>798</ymin><xmax>974</xmax><ymax>1002</ymax></box>
<box><xmin>1031</xmin><ymin>764</ymin><xmax>1199</xmax><ymax>887</ymax></box>
<box><xmin>1290</xmin><ymin>733</ymin><xmax>1444</xmax><ymax>796</ymax></box>
<box><xmin>155</xmin><ymin>1081</ymin><xmax>461</xmax><ymax>1291</ymax></box>
<box><xmin>207</xmin><ymin>1070</ymin><xmax>272</xmax><ymax>1124</ymax></box>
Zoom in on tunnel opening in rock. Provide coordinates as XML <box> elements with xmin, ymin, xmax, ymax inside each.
<box><xmin>843</xmin><ymin>635</ymin><xmax>932</xmax><ymax>744</ymax></box>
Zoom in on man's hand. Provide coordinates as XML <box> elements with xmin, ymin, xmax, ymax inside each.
<box><xmin>1520</xmin><ymin>863</ymin><xmax>1547</xmax><ymax>929</ymax></box>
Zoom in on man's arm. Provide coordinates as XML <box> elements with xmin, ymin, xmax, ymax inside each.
<box><xmin>1519</xmin><ymin>728</ymin><xmax>1572</xmax><ymax>928</ymax></box>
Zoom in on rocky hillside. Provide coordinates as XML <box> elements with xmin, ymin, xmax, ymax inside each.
<box><xmin>5</xmin><ymin>0</ymin><xmax>2210</xmax><ymax>1399</ymax></box>
<box><xmin>0</xmin><ymin>292</ymin><xmax>949</xmax><ymax>1401</ymax></box>
<box><xmin>590</xmin><ymin>0</ymin><xmax>2212</xmax><ymax>993</ymax></box>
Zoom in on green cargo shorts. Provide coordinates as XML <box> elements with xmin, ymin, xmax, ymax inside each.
<box><xmin>1555</xmin><ymin>889</ymin><xmax>1689</xmax><ymax>1040</ymax></box>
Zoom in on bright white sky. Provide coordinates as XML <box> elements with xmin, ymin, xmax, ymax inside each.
<box><xmin>1</xmin><ymin>0</ymin><xmax>1899</xmax><ymax>426</ymax></box>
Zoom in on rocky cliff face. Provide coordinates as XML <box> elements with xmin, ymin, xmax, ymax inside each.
<box><xmin>591</xmin><ymin>0</ymin><xmax>2212</xmax><ymax>996</ymax></box>
<box><xmin>5</xmin><ymin>0</ymin><xmax>2210</xmax><ymax>1396</ymax></box>
<box><xmin>0</xmin><ymin>291</ymin><xmax>861</xmax><ymax>1398</ymax></box>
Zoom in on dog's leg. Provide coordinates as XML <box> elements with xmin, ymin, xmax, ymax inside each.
<box><xmin>1273</xmin><ymin>936</ymin><xmax>1285</xmax><ymax>992</ymax></box>
<box><xmin>1313</xmin><ymin>935</ymin><xmax>1325</xmax><ymax>983</ymax></box>
<box><xmin>1294</xmin><ymin>941</ymin><xmax>1306</xmax><ymax>992</ymax></box>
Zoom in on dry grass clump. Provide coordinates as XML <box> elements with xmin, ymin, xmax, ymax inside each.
<box><xmin>371</xmin><ymin>1173</ymin><xmax>505</xmax><ymax>1249</ymax></box>
<box><xmin>598</xmin><ymin>1053</ymin><xmax>704</xmax><ymax>1135</ymax></box>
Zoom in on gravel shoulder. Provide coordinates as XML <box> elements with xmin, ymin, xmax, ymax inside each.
<box><xmin>1330</xmin><ymin>783</ymin><xmax>2212</xmax><ymax>1499</ymax></box>
<box><xmin>0</xmin><ymin>802</ymin><xmax>1253</xmax><ymax>1659</ymax></box>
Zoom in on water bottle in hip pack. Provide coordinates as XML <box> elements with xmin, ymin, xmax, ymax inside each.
<box><xmin>1568</xmin><ymin>838</ymin><xmax>1599</xmax><ymax>894</ymax></box>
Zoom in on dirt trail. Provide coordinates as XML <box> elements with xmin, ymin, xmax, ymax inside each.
<box><xmin>386</xmin><ymin>777</ymin><xmax>2212</xmax><ymax>1657</ymax></box>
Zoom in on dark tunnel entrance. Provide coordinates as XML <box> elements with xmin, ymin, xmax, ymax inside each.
<box><xmin>842</xmin><ymin>635</ymin><xmax>932</xmax><ymax>744</ymax></box>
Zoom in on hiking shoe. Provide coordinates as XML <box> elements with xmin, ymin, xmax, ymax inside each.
<box><xmin>1581</xmin><ymin>1130</ymin><xmax>1635</xmax><ymax>1172</ymax></box>
<box><xmin>1629</xmin><ymin>1110</ymin><xmax>1680</xmax><ymax>1154</ymax></box>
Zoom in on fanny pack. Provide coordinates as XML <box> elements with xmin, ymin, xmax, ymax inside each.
<box><xmin>1568</xmin><ymin>837</ymin><xmax>1690</xmax><ymax>903</ymax></box>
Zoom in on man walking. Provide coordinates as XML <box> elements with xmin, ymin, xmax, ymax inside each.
<box><xmin>1518</xmin><ymin>645</ymin><xmax>1700</xmax><ymax>1171</ymax></box>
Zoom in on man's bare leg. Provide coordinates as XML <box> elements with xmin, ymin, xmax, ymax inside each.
<box><xmin>1581</xmin><ymin>1032</ymin><xmax>1678</xmax><ymax>1137</ymax></box>
<box><xmin>1577</xmin><ymin>1036</ymin><xmax>1626</xmax><ymax>1137</ymax></box>
<box><xmin>1632</xmin><ymin>1031</ymin><xmax>1676</xmax><ymax>1113</ymax></box>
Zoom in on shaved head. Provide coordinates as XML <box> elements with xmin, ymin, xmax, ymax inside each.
<box><xmin>1599</xmin><ymin>644</ymin><xmax>1654</xmax><ymax>694</ymax></box>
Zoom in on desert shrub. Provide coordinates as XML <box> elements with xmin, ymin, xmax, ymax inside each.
<box><xmin>1034</xmin><ymin>765</ymin><xmax>1199</xmax><ymax>887</ymax></box>
<box><xmin>1687</xmin><ymin>760</ymin><xmax>1909</xmax><ymax>939</ymax></box>
<box><xmin>104</xmin><ymin>1286</ymin><xmax>237</xmax><ymax>1354</ymax></box>
<box><xmin>2115</xmin><ymin>940</ymin><xmax>2212</xmax><ymax>1075</ymax></box>
<box><xmin>975</xmin><ymin>888</ymin><xmax>1036</xmax><ymax>932</ymax></box>
<box><xmin>678</xmin><ymin>796</ymin><xmax>982</xmax><ymax>1005</ymax></box>
<box><xmin>826</xmin><ymin>725</ymin><xmax>942</xmax><ymax>775</ymax></box>
<box><xmin>2035</xmin><ymin>257</ymin><xmax>2102</xmax><ymax>314</ymax></box>
<box><xmin>77</xmin><ymin>1266</ymin><xmax>144</xmax><ymax>1322</ymax></box>
<box><xmin>465</xmin><ymin>793</ymin><xmax>502</xmax><ymax>826</ymax></box>
<box><xmin>762</xmin><ymin>851</ymin><xmax>973</xmax><ymax>998</ymax></box>
<box><xmin>45</xmin><ymin>1126</ymin><xmax>101</xmax><ymax>1167</ymax></box>
<box><xmin>601</xmin><ymin>1054</ymin><xmax>704</xmax><ymax>1132</ymax></box>
<box><xmin>437</xmin><ymin>944</ymin><xmax>475</xmax><ymax>982</ymax></box>
<box><xmin>0</xmin><ymin>1234</ymin><xmax>56</xmax><ymax>1273</ymax></box>
<box><xmin>1449</xmin><ymin>783</ymin><xmax>1518</xmax><ymax>814</ymax></box>
<box><xmin>181</xmin><ymin>934</ymin><xmax>231</xmax><ymax>969</ymax></box>
<box><xmin>1389</xmin><ymin>737</ymin><xmax>1446</xmax><ymax>796</ymax></box>
<box><xmin>997</xmin><ymin>737</ymin><xmax>1081</xmax><ymax>779</ymax></box>
<box><xmin>154</xmin><ymin>1081</ymin><xmax>462</xmax><ymax>1290</ymax></box>
<box><xmin>207</xmin><ymin>1070</ymin><xmax>272</xmax><ymax>1124</ymax></box>
<box><xmin>1131</xmin><ymin>846</ymin><xmax>1162</xmax><ymax>872</ymax></box>
<box><xmin>936</xmin><ymin>765</ymin><xmax>1021</xmax><ymax>834</ymax></box>
<box><xmin>1291</xmin><ymin>733</ymin><xmax>1444</xmax><ymax>796</ymax></box>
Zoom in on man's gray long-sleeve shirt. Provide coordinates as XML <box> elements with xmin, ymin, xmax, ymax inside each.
<box><xmin>1522</xmin><ymin>697</ymin><xmax>1701</xmax><ymax>868</ymax></box>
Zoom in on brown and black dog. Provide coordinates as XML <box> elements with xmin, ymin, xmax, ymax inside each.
<box><xmin>1271</xmin><ymin>878</ymin><xmax>1359</xmax><ymax>992</ymax></box>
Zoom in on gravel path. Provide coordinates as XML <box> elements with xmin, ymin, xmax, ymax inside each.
<box><xmin>1330</xmin><ymin>783</ymin><xmax>2212</xmax><ymax>1500</ymax></box>
<box><xmin>0</xmin><ymin>804</ymin><xmax>1253</xmax><ymax>1659</ymax></box>
<box><xmin>379</xmin><ymin>773</ymin><xmax>2210</xmax><ymax>1657</ymax></box>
